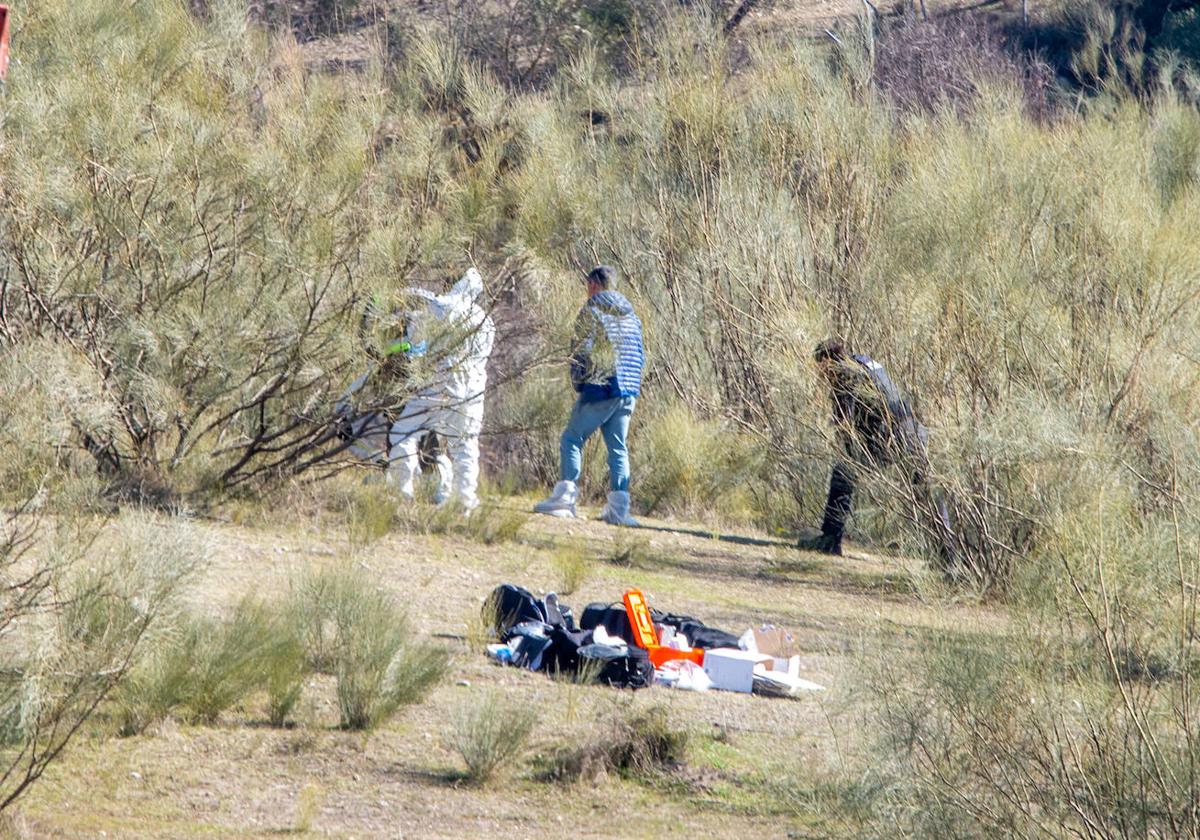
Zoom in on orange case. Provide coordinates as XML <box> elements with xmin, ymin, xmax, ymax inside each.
<box><xmin>622</xmin><ymin>588</ymin><xmax>704</xmax><ymax>668</ymax></box>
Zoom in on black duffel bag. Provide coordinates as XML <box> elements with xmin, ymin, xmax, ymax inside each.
<box><xmin>483</xmin><ymin>584</ymin><xmax>545</xmax><ymax>637</ymax></box>
<box><xmin>576</xmin><ymin>643</ymin><xmax>655</xmax><ymax>690</ymax></box>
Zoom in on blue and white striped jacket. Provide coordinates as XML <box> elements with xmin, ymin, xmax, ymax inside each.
<box><xmin>570</xmin><ymin>291</ymin><xmax>644</xmax><ymax>402</ymax></box>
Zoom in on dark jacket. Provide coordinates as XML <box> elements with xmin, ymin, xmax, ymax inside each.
<box><xmin>829</xmin><ymin>354</ymin><xmax>927</xmax><ymax>464</ymax></box>
<box><xmin>570</xmin><ymin>291</ymin><xmax>644</xmax><ymax>403</ymax></box>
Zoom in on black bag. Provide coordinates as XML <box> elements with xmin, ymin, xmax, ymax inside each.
<box><xmin>484</xmin><ymin>584</ymin><xmax>545</xmax><ymax>637</ymax></box>
<box><xmin>579</xmin><ymin>602</ymin><xmax>636</xmax><ymax>645</ymax></box>
<box><xmin>580</xmin><ymin>603</ymin><xmax>739</xmax><ymax>651</ymax></box>
<box><xmin>657</xmin><ymin>612</ymin><xmax>741</xmax><ymax>650</ymax></box>
<box><xmin>504</xmin><ymin>620</ymin><xmax>555</xmax><ymax>670</ymax></box>
<box><xmin>576</xmin><ymin>643</ymin><xmax>655</xmax><ymax>690</ymax></box>
<box><xmin>542</xmin><ymin>625</ymin><xmax>593</xmax><ymax>674</ymax></box>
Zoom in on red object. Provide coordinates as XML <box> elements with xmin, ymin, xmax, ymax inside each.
<box><xmin>0</xmin><ymin>6</ymin><xmax>9</xmax><ymax>82</ymax></box>
<box><xmin>622</xmin><ymin>589</ymin><xmax>705</xmax><ymax>669</ymax></box>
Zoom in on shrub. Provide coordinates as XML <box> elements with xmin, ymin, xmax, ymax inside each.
<box><xmin>346</xmin><ymin>482</ymin><xmax>401</xmax><ymax>550</ymax></box>
<box><xmin>538</xmin><ymin>704</ymin><xmax>688</xmax><ymax>783</ymax></box>
<box><xmin>0</xmin><ymin>510</ymin><xmax>200</xmax><ymax>809</ymax></box>
<box><xmin>605</xmin><ymin>534</ymin><xmax>663</xmax><ymax>568</ymax></box>
<box><xmin>464</xmin><ymin>505</ymin><xmax>528</xmax><ymax>545</ymax></box>
<box><xmin>447</xmin><ymin>692</ymin><xmax>540</xmax><ymax>785</ymax></box>
<box><xmin>182</xmin><ymin>599</ymin><xmax>301</xmax><ymax>724</ymax></box>
<box><xmin>291</xmin><ymin>566</ymin><xmax>448</xmax><ymax>731</ymax></box>
<box><xmin>266</xmin><ymin>635</ymin><xmax>308</xmax><ymax>728</ymax></box>
<box><xmin>389</xmin><ymin>496</ymin><xmax>528</xmax><ymax>546</ymax></box>
<box><xmin>292</xmin><ymin>782</ymin><xmax>326</xmax><ymax>834</ymax></box>
<box><xmin>551</xmin><ymin>545</ymin><xmax>591</xmax><ymax>596</ymax></box>
<box><xmin>870</xmin><ymin>12</ymin><xmax>1056</xmax><ymax>118</ymax></box>
<box><xmin>0</xmin><ymin>0</ymin><xmax>503</xmax><ymax>501</ymax></box>
<box><xmin>865</xmin><ymin>498</ymin><xmax>1200</xmax><ymax>836</ymax></box>
<box><xmin>116</xmin><ymin>597</ymin><xmax>304</xmax><ymax>730</ymax></box>
<box><xmin>633</xmin><ymin>402</ymin><xmax>764</xmax><ymax>521</ymax></box>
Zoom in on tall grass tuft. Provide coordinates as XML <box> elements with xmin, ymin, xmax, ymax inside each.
<box><xmin>538</xmin><ymin>704</ymin><xmax>688</xmax><ymax>784</ymax></box>
<box><xmin>551</xmin><ymin>545</ymin><xmax>591</xmax><ymax>596</ymax></box>
<box><xmin>116</xmin><ymin>597</ymin><xmax>306</xmax><ymax>731</ymax></box>
<box><xmin>182</xmin><ymin>599</ymin><xmax>300</xmax><ymax>724</ymax></box>
<box><xmin>447</xmin><ymin>692</ymin><xmax>540</xmax><ymax>785</ymax></box>
<box><xmin>291</xmin><ymin>566</ymin><xmax>448</xmax><ymax>731</ymax></box>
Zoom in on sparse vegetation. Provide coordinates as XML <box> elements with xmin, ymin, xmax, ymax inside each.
<box><xmin>116</xmin><ymin>596</ymin><xmax>304</xmax><ymax>731</ymax></box>
<box><xmin>182</xmin><ymin>599</ymin><xmax>302</xmax><ymax>724</ymax></box>
<box><xmin>3</xmin><ymin>0</ymin><xmax>1200</xmax><ymax>833</ymax></box>
<box><xmin>463</xmin><ymin>504</ymin><xmax>529</xmax><ymax>546</ymax></box>
<box><xmin>538</xmin><ymin>704</ymin><xmax>689</xmax><ymax>784</ymax></box>
<box><xmin>447</xmin><ymin>692</ymin><xmax>540</xmax><ymax>785</ymax></box>
<box><xmin>551</xmin><ymin>544</ymin><xmax>591</xmax><ymax>595</ymax></box>
<box><xmin>292</xmin><ymin>565</ymin><xmax>448</xmax><ymax>731</ymax></box>
<box><xmin>292</xmin><ymin>781</ymin><xmax>325</xmax><ymax>834</ymax></box>
<box><xmin>606</xmin><ymin>534</ymin><xmax>655</xmax><ymax>568</ymax></box>
<box><xmin>0</xmin><ymin>509</ymin><xmax>200</xmax><ymax>810</ymax></box>
<box><xmin>266</xmin><ymin>636</ymin><xmax>309</xmax><ymax>728</ymax></box>
<box><xmin>346</xmin><ymin>483</ymin><xmax>402</xmax><ymax>550</ymax></box>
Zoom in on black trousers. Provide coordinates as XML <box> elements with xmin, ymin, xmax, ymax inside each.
<box><xmin>819</xmin><ymin>457</ymin><xmax>957</xmax><ymax>568</ymax></box>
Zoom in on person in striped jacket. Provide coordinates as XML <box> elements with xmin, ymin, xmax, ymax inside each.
<box><xmin>534</xmin><ymin>265</ymin><xmax>644</xmax><ymax>526</ymax></box>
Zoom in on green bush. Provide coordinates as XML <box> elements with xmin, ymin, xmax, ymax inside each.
<box><xmin>266</xmin><ymin>635</ymin><xmax>308</xmax><ymax>728</ymax></box>
<box><xmin>346</xmin><ymin>482</ymin><xmax>401</xmax><ymax>550</ymax></box>
<box><xmin>0</xmin><ymin>0</ymin><xmax>490</xmax><ymax>500</ymax></box>
<box><xmin>182</xmin><ymin>599</ymin><xmax>300</xmax><ymax>724</ymax></box>
<box><xmin>633</xmin><ymin>402</ymin><xmax>765</xmax><ymax>521</ymax></box>
<box><xmin>1</xmin><ymin>510</ymin><xmax>203</xmax><ymax>803</ymax></box>
<box><xmin>551</xmin><ymin>545</ymin><xmax>591</xmax><ymax>595</ymax></box>
<box><xmin>447</xmin><ymin>692</ymin><xmax>540</xmax><ymax>785</ymax></box>
<box><xmin>538</xmin><ymin>703</ymin><xmax>688</xmax><ymax>783</ymax></box>
<box><xmin>116</xmin><ymin>596</ymin><xmax>303</xmax><ymax>731</ymax></box>
<box><xmin>291</xmin><ymin>566</ymin><xmax>448</xmax><ymax>731</ymax></box>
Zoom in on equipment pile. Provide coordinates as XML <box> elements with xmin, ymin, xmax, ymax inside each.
<box><xmin>482</xmin><ymin>584</ymin><xmax>825</xmax><ymax>696</ymax></box>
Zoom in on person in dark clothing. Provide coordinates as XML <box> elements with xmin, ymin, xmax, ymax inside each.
<box><xmin>799</xmin><ymin>339</ymin><xmax>958</xmax><ymax>571</ymax></box>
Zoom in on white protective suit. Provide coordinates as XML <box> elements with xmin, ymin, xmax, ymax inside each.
<box><xmin>335</xmin><ymin>369</ymin><xmax>453</xmax><ymax>500</ymax></box>
<box><xmin>386</xmin><ymin>268</ymin><xmax>495</xmax><ymax>511</ymax></box>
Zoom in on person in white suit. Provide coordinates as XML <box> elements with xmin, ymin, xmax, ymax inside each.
<box><xmin>386</xmin><ymin>268</ymin><xmax>495</xmax><ymax>512</ymax></box>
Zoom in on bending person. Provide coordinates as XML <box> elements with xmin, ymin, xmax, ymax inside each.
<box><xmin>386</xmin><ymin>268</ymin><xmax>495</xmax><ymax>512</ymax></box>
<box><xmin>334</xmin><ymin>305</ymin><xmax>452</xmax><ymax>499</ymax></box>
<box><xmin>801</xmin><ymin>338</ymin><xmax>958</xmax><ymax>572</ymax></box>
<box><xmin>534</xmin><ymin>265</ymin><xmax>644</xmax><ymax>526</ymax></box>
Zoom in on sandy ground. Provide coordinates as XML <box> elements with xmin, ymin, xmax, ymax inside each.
<box><xmin>8</xmin><ymin>493</ymin><xmax>1004</xmax><ymax>839</ymax></box>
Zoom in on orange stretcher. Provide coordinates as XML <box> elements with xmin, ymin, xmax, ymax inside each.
<box><xmin>622</xmin><ymin>588</ymin><xmax>704</xmax><ymax>668</ymax></box>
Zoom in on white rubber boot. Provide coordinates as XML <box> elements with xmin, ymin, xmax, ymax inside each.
<box><xmin>431</xmin><ymin>452</ymin><xmax>452</xmax><ymax>506</ymax></box>
<box><xmin>598</xmin><ymin>490</ymin><xmax>639</xmax><ymax>527</ymax></box>
<box><xmin>533</xmin><ymin>480</ymin><xmax>578</xmax><ymax>518</ymax></box>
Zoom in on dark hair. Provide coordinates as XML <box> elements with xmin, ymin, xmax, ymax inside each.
<box><xmin>813</xmin><ymin>338</ymin><xmax>849</xmax><ymax>362</ymax></box>
<box><xmin>587</xmin><ymin>265</ymin><xmax>616</xmax><ymax>290</ymax></box>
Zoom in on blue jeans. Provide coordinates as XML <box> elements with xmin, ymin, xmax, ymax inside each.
<box><xmin>560</xmin><ymin>396</ymin><xmax>636</xmax><ymax>492</ymax></box>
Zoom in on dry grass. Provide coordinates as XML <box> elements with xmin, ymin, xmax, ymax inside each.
<box><xmin>536</xmin><ymin>704</ymin><xmax>688</xmax><ymax>784</ymax></box>
<box><xmin>447</xmin><ymin>692</ymin><xmax>540</xmax><ymax>785</ymax></box>
<box><xmin>10</xmin><ymin>501</ymin><xmax>984</xmax><ymax>837</ymax></box>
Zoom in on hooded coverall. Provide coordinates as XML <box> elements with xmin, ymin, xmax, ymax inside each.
<box><xmin>335</xmin><ymin>366</ymin><xmax>452</xmax><ymax>499</ymax></box>
<box><xmin>386</xmin><ymin>268</ymin><xmax>496</xmax><ymax>510</ymax></box>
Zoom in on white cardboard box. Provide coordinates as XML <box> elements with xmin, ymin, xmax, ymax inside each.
<box><xmin>702</xmin><ymin>648</ymin><xmax>773</xmax><ymax>693</ymax></box>
<box><xmin>770</xmin><ymin>655</ymin><xmax>800</xmax><ymax>679</ymax></box>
